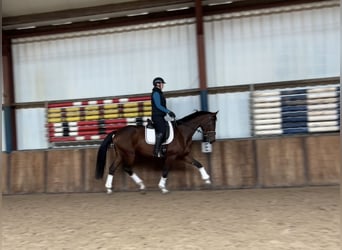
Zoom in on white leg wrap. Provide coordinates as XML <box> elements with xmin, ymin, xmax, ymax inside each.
<box><xmin>158</xmin><ymin>177</ymin><xmax>169</xmax><ymax>194</ymax></box>
<box><xmin>199</xmin><ymin>167</ymin><xmax>210</xmax><ymax>182</ymax></box>
<box><xmin>105</xmin><ymin>174</ymin><xmax>113</xmax><ymax>189</ymax></box>
<box><xmin>130</xmin><ymin>173</ymin><xmax>143</xmax><ymax>184</ymax></box>
<box><xmin>131</xmin><ymin>173</ymin><xmax>145</xmax><ymax>190</ymax></box>
<box><xmin>158</xmin><ymin>177</ymin><xmax>167</xmax><ymax>188</ymax></box>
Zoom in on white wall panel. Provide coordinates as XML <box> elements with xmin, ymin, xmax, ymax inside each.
<box><xmin>205</xmin><ymin>3</ymin><xmax>340</xmax><ymax>87</ymax></box>
<box><xmin>209</xmin><ymin>92</ymin><xmax>251</xmax><ymax>138</ymax></box>
<box><xmin>15</xmin><ymin>108</ymin><xmax>47</xmax><ymax>149</ymax></box>
<box><xmin>12</xmin><ymin>19</ymin><xmax>197</xmax><ymax>103</ymax></box>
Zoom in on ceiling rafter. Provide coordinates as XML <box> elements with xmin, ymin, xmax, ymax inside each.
<box><xmin>3</xmin><ymin>0</ymin><xmax>194</xmax><ymax>28</ymax></box>
<box><xmin>3</xmin><ymin>0</ymin><xmax>333</xmax><ymax>38</ymax></box>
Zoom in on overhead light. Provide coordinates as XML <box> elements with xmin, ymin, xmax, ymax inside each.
<box><xmin>89</xmin><ymin>17</ymin><xmax>110</xmax><ymax>22</ymax></box>
<box><xmin>52</xmin><ymin>21</ymin><xmax>73</xmax><ymax>26</ymax></box>
<box><xmin>126</xmin><ymin>12</ymin><xmax>149</xmax><ymax>17</ymax></box>
<box><xmin>166</xmin><ymin>6</ymin><xmax>190</xmax><ymax>12</ymax></box>
<box><xmin>16</xmin><ymin>26</ymin><xmax>36</xmax><ymax>30</ymax></box>
<box><xmin>208</xmin><ymin>1</ymin><xmax>233</xmax><ymax>6</ymax></box>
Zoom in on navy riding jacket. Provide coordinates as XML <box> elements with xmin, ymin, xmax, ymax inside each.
<box><xmin>151</xmin><ymin>87</ymin><xmax>170</xmax><ymax>134</ymax></box>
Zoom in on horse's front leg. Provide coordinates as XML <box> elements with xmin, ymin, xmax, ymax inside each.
<box><xmin>158</xmin><ymin>160</ymin><xmax>171</xmax><ymax>194</ymax></box>
<box><xmin>185</xmin><ymin>156</ymin><xmax>211</xmax><ymax>185</ymax></box>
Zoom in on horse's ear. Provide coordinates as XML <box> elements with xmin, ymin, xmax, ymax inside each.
<box><xmin>215</xmin><ymin>111</ymin><xmax>219</xmax><ymax>114</ymax></box>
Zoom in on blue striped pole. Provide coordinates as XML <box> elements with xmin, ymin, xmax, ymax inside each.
<box><xmin>200</xmin><ymin>89</ymin><xmax>208</xmax><ymax>111</ymax></box>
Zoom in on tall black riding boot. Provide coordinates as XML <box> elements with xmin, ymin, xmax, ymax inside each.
<box><xmin>153</xmin><ymin>133</ymin><xmax>164</xmax><ymax>158</ymax></box>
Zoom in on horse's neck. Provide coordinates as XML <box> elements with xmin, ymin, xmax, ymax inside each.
<box><xmin>177</xmin><ymin>116</ymin><xmax>203</xmax><ymax>139</ymax></box>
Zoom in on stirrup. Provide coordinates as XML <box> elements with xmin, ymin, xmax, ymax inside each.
<box><xmin>153</xmin><ymin>151</ymin><xmax>164</xmax><ymax>158</ymax></box>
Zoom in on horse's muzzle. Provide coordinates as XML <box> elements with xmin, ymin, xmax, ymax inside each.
<box><xmin>209</xmin><ymin>138</ymin><xmax>216</xmax><ymax>143</ymax></box>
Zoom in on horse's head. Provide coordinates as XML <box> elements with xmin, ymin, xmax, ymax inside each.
<box><xmin>176</xmin><ymin>110</ymin><xmax>218</xmax><ymax>143</ymax></box>
<box><xmin>200</xmin><ymin>111</ymin><xmax>218</xmax><ymax>144</ymax></box>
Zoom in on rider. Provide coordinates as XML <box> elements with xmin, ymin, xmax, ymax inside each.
<box><xmin>151</xmin><ymin>77</ymin><xmax>176</xmax><ymax>158</ymax></box>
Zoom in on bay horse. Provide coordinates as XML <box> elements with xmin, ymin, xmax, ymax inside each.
<box><xmin>95</xmin><ymin>110</ymin><xmax>218</xmax><ymax>194</ymax></box>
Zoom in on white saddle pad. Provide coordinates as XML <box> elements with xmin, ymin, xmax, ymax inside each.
<box><xmin>145</xmin><ymin>121</ymin><xmax>174</xmax><ymax>145</ymax></box>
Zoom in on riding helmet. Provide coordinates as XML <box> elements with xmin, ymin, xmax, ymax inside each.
<box><xmin>153</xmin><ymin>77</ymin><xmax>166</xmax><ymax>85</ymax></box>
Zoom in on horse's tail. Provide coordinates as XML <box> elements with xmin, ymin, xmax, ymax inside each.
<box><xmin>95</xmin><ymin>131</ymin><xmax>116</xmax><ymax>179</ymax></box>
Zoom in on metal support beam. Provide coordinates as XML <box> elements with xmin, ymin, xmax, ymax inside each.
<box><xmin>195</xmin><ymin>0</ymin><xmax>208</xmax><ymax>111</ymax></box>
<box><xmin>2</xmin><ymin>37</ymin><xmax>17</xmax><ymax>152</ymax></box>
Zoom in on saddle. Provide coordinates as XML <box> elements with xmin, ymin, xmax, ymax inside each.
<box><xmin>145</xmin><ymin>119</ymin><xmax>174</xmax><ymax>145</ymax></box>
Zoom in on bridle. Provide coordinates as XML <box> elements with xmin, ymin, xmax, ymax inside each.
<box><xmin>180</xmin><ymin>115</ymin><xmax>216</xmax><ymax>140</ymax></box>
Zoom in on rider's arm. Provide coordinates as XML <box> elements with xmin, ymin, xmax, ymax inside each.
<box><xmin>152</xmin><ymin>92</ymin><xmax>170</xmax><ymax>113</ymax></box>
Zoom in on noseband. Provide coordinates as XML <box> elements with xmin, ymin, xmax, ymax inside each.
<box><xmin>203</xmin><ymin>130</ymin><xmax>216</xmax><ymax>137</ymax></box>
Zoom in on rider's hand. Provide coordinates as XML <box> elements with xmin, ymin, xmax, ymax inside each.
<box><xmin>168</xmin><ymin>111</ymin><xmax>176</xmax><ymax>118</ymax></box>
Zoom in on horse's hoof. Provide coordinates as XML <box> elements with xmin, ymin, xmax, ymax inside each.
<box><xmin>139</xmin><ymin>189</ymin><xmax>146</xmax><ymax>195</ymax></box>
<box><xmin>161</xmin><ymin>189</ymin><xmax>169</xmax><ymax>194</ymax></box>
<box><xmin>107</xmin><ymin>189</ymin><xmax>113</xmax><ymax>194</ymax></box>
<box><xmin>204</xmin><ymin>179</ymin><xmax>211</xmax><ymax>185</ymax></box>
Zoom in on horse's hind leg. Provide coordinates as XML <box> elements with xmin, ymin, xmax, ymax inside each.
<box><xmin>105</xmin><ymin>161</ymin><xmax>120</xmax><ymax>194</ymax></box>
<box><xmin>123</xmin><ymin>166</ymin><xmax>146</xmax><ymax>193</ymax></box>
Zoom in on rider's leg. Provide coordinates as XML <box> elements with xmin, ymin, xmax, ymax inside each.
<box><xmin>152</xmin><ymin>116</ymin><xmax>167</xmax><ymax>158</ymax></box>
<box><xmin>154</xmin><ymin>132</ymin><xmax>165</xmax><ymax>157</ymax></box>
